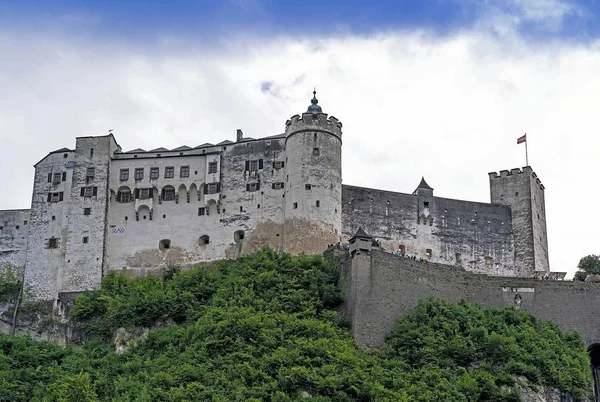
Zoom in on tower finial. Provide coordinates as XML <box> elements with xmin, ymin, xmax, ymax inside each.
<box><xmin>307</xmin><ymin>88</ymin><xmax>322</xmax><ymax>113</ymax></box>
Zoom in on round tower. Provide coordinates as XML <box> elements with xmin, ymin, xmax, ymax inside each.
<box><xmin>283</xmin><ymin>90</ymin><xmax>343</xmax><ymax>254</ymax></box>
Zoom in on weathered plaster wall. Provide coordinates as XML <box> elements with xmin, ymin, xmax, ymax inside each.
<box><xmin>342</xmin><ymin>184</ymin><xmax>515</xmax><ymax>275</ymax></box>
<box><xmin>25</xmin><ymin>150</ymin><xmax>75</xmax><ymax>300</ymax></box>
<box><xmin>0</xmin><ymin>209</ymin><xmax>30</xmax><ymax>271</ymax></box>
<box><xmin>343</xmin><ymin>249</ymin><xmax>600</xmax><ymax>348</ymax></box>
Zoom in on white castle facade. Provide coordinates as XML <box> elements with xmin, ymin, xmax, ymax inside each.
<box><xmin>0</xmin><ymin>92</ymin><xmax>553</xmax><ymax>301</ymax></box>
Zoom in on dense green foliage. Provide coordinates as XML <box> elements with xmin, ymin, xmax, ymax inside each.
<box><xmin>574</xmin><ymin>254</ymin><xmax>600</xmax><ymax>281</ymax></box>
<box><xmin>0</xmin><ymin>265</ymin><xmax>21</xmax><ymax>302</ymax></box>
<box><xmin>0</xmin><ymin>250</ymin><xmax>592</xmax><ymax>401</ymax></box>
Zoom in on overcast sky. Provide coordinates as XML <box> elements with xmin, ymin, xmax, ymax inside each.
<box><xmin>0</xmin><ymin>0</ymin><xmax>598</xmax><ymax>276</ymax></box>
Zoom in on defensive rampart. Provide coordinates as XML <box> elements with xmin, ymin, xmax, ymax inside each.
<box><xmin>342</xmin><ymin>248</ymin><xmax>600</xmax><ymax>348</ymax></box>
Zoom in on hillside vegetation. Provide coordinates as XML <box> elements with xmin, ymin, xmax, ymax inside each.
<box><xmin>0</xmin><ymin>250</ymin><xmax>592</xmax><ymax>401</ymax></box>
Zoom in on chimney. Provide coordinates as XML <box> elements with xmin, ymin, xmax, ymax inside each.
<box><xmin>236</xmin><ymin>129</ymin><xmax>243</xmax><ymax>142</ymax></box>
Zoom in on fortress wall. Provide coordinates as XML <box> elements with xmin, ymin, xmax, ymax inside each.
<box><xmin>342</xmin><ymin>185</ymin><xmax>515</xmax><ymax>275</ymax></box>
<box><xmin>344</xmin><ymin>249</ymin><xmax>600</xmax><ymax>348</ymax></box>
<box><xmin>0</xmin><ymin>209</ymin><xmax>30</xmax><ymax>272</ymax></box>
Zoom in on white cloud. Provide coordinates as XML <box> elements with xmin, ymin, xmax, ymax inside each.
<box><xmin>0</xmin><ymin>25</ymin><xmax>598</xmax><ymax>276</ymax></box>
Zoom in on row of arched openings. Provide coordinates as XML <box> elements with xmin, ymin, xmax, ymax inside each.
<box><xmin>156</xmin><ymin>231</ymin><xmax>244</xmax><ymax>250</ymax></box>
<box><xmin>114</xmin><ymin>183</ymin><xmax>206</xmax><ymax>203</ymax></box>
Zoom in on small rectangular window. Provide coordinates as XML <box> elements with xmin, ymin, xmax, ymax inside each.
<box><xmin>150</xmin><ymin>167</ymin><xmax>159</xmax><ymax>179</ymax></box>
<box><xmin>63</xmin><ymin>153</ymin><xmax>68</xmax><ymax>158</ymax></box>
<box><xmin>86</xmin><ymin>167</ymin><xmax>95</xmax><ymax>181</ymax></box>
<box><xmin>47</xmin><ymin>173</ymin><xmax>52</xmax><ymax>182</ymax></box>
<box><xmin>206</xmin><ymin>182</ymin><xmax>219</xmax><ymax>194</ymax></box>
<box><xmin>82</xmin><ymin>236</ymin><xmax>89</xmax><ymax>244</ymax></box>
<box><xmin>316</xmin><ymin>200</ymin><xmax>320</xmax><ymax>207</ymax></box>
<box><xmin>293</xmin><ymin>202</ymin><xmax>298</xmax><ymax>209</ymax></box>
<box><xmin>90</xmin><ymin>148</ymin><xmax>94</xmax><ymax>158</ymax></box>
<box><xmin>246</xmin><ymin>183</ymin><xmax>260</xmax><ymax>192</ymax></box>
<box><xmin>53</xmin><ymin>173</ymin><xmax>62</xmax><ymax>184</ymax></box>
<box><xmin>198</xmin><ymin>207</ymin><xmax>206</xmax><ymax>216</ymax></box>
<box><xmin>48</xmin><ymin>238</ymin><xmax>58</xmax><ymax>249</ymax></box>
<box><xmin>165</xmin><ymin>166</ymin><xmax>174</xmax><ymax>178</ymax></box>
<box><xmin>134</xmin><ymin>168</ymin><xmax>144</xmax><ymax>181</ymax></box>
<box><xmin>208</xmin><ymin>162</ymin><xmax>218</xmax><ymax>174</ymax></box>
<box><xmin>313</xmin><ymin>148</ymin><xmax>320</xmax><ymax>156</ymax></box>
<box><xmin>120</xmin><ymin>169</ymin><xmax>129</xmax><ymax>181</ymax></box>
<box><xmin>83</xmin><ymin>187</ymin><xmax>94</xmax><ymax>197</ymax></box>
<box><xmin>250</xmin><ymin>160</ymin><xmax>258</xmax><ymax>171</ymax></box>
<box><xmin>273</xmin><ymin>161</ymin><xmax>284</xmax><ymax>169</ymax></box>
<box><xmin>62</xmin><ymin>172</ymin><xmax>67</xmax><ymax>182</ymax></box>
<box><xmin>118</xmin><ymin>191</ymin><xmax>132</xmax><ymax>203</ymax></box>
<box><xmin>423</xmin><ymin>201</ymin><xmax>429</xmax><ymax>208</ymax></box>
<box><xmin>426</xmin><ymin>248</ymin><xmax>432</xmax><ymax>257</ymax></box>
<box><xmin>180</xmin><ymin>166</ymin><xmax>190</xmax><ymax>178</ymax></box>
<box><xmin>163</xmin><ymin>188</ymin><xmax>175</xmax><ymax>201</ymax></box>
<box><xmin>272</xmin><ymin>182</ymin><xmax>284</xmax><ymax>190</ymax></box>
<box><xmin>83</xmin><ymin>208</ymin><xmax>91</xmax><ymax>215</ymax></box>
<box><xmin>305</xmin><ymin>184</ymin><xmax>312</xmax><ymax>190</ymax></box>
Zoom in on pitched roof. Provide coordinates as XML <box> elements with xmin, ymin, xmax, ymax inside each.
<box><xmin>149</xmin><ymin>147</ymin><xmax>169</xmax><ymax>152</ymax></box>
<box><xmin>50</xmin><ymin>147</ymin><xmax>72</xmax><ymax>154</ymax></box>
<box><xmin>171</xmin><ymin>145</ymin><xmax>192</xmax><ymax>151</ymax></box>
<box><xmin>124</xmin><ymin>148</ymin><xmax>147</xmax><ymax>153</ymax></box>
<box><xmin>216</xmin><ymin>140</ymin><xmax>234</xmax><ymax>146</ymax></box>
<box><xmin>194</xmin><ymin>143</ymin><xmax>214</xmax><ymax>148</ymax></box>
<box><xmin>349</xmin><ymin>227</ymin><xmax>372</xmax><ymax>242</ymax></box>
<box><xmin>416</xmin><ymin>177</ymin><xmax>433</xmax><ymax>190</ymax></box>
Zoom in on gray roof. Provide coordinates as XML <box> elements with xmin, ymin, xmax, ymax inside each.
<box><xmin>194</xmin><ymin>143</ymin><xmax>214</xmax><ymax>149</ymax></box>
<box><xmin>124</xmin><ymin>148</ymin><xmax>147</xmax><ymax>153</ymax></box>
<box><xmin>350</xmin><ymin>227</ymin><xmax>372</xmax><ymax>241</ymax></box>
<box><xmin>416</xmin><ymin>177</ymin><xmax>433</xmax><ymax>190</ymax></box>
<box><xmin>50</xmin><ymin>147</ymin><xmax>71</xmax><ymax>154</ymax></box>
<box><xmin>216</xmin><ymin>140</ymin><xmax>234</xmax><ymax>145</ymax></box>
<box><xmin>172</xmin><ymin>145</ymin><xmax>192</xmax><ymax>151</ymax></box>
<box><xmin>149</xmin><ymin>147</ymin><xmax>170</xmax><ymax>152</ymax></box>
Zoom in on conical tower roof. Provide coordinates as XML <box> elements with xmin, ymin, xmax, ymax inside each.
<box><xmin>349</xmin><ymin>227</ymin><xmax>372</xmax><ymax>242</ymax></box>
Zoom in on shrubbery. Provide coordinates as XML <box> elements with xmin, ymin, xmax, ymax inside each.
<box><xmin>0</xmin><ymin>250</ymin><xmax>592</xmax><ymax>401</ymax></box>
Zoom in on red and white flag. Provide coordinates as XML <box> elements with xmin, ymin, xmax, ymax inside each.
<box><xmin>517</xmin><ymin>134</ymin><xmax>527</xmax><ymax>144</ymax></box>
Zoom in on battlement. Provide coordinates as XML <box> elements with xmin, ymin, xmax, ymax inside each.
<box><xmin>488</xmin><ymin>166</ymin><xmax>544</xmax><ymax>190</ymax></box>
<box><xmin>285</xmin><ymin>112</ymin><xmax>343</xmax><ymax>139</ymax></box>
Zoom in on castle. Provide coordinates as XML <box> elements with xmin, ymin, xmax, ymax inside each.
<box><xmin>0</xmin><ymin>91</ymin><xmax>555</xmax><ymax>301</ymax></box>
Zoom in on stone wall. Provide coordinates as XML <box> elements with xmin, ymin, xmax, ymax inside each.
<box><xmin>343</xmin><ymin>248</ymin><xmax>600</xmax><ymax>348</ymax></box>
<box><xmin>0</xmin><ymin>209</ymin><xmax>29</xmax><ymax>272</ymax></box>
<box><xmin>342</xmin><ymin>184</ymin><xmax>516</xmax><ymax>275</ymax></box>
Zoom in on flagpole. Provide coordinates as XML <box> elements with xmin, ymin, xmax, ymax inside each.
<box><xmin>525</xmin><ymin>133</ymin><xmax>529</xmax><ymax>167</ymax></box>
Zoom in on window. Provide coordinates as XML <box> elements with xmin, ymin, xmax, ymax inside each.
<box><xmin>515</xmin><ymin>192</ymin><xmax>519</xmax><ymax>196</ymax></box>
<box><xmin>273</xmin><ymin>161</ymin><xmax>284</xmax><ymax>169</ymax></box>
<box><xmin>134</xmin><ymin>168</ymin><xmax>144</xmax><ymax>181</ymax></box>
<box><xmin>239</xmin><ymin>206</ymin><xmax>243</xmax><ymax>213</ymax></box>
<box><xmin>293</xmin><ymin>202</ymin><xmax>298</xmax><ymax>209</ymax></box>
<box><xmin>272</xmin><ymin>182</ymin><xmax>284</xmax><ymax>190</ymax></box>
<box><xmin>313</xmin><ymin>147</ymin><xmax>320</xmax><ymax>156</ymax></box>
<box><xmin>456</xmin><ymin>253</ymin><xmax>462</xmax><ymax>264</ymax></box>
<box><xmin>83</xmin><ymin>208</ymin><xmax>91</xmax><ymax>216</ymax></box>
<box><xmin>423</xmin><ymin>202</ymin><xmax>429</xmax><ymax>208</ymax></box>
<box><xmin>206</xmin><ymin>182</ymin><xmax>219</xmax><ymax>194</ymax></box>
<box><xmin>63</xmin><ymin>153</ymin><xmax>68</xmax><ymax>158</ymax></box>
<box><xmin>234</xmin><ymin>230</ymin><xmax>245</xmax><ymax>241</ymax></box>
<box><xmin>23</xmin><ymin>221</ymin><xmax>28</xmax><ymax>225</ymax></box>
<box><xmin>316</xmin><ymin>200</ymin><xmax>320</xmax><ymax>207</ymax></box>
<box><xmin>426</xmin><ymin>249</ymin><xmax>432</xmax><ymax>257</ymax></box>
<box><xmin>47</xmin><ymin>192</ymin><xmax>64</xmax><ymax>203</ymax></box>
<box><xmin>305</xmin><ymin>184</ymin><xmax>312</xmax><ymax>190</ymax></box>
<box><xmin>162</xmin><ymin>187</ymin><xmax>175</xmax><ymax>201</ymax></box>
<box><xmin>86</xmin><ymin>167</ymin><xmax>95</xmax><ymax>181</ymax></box>
<box><xmin>485</xmin><ymin>256</ymin><xmax>493</xmax><ymax>266</ymax></box>
<box><xmin>120</xmin><ymin>169</ymin><xmax>129</xmax><ymax>181</ymax></box>
<box><xmin>180</xmin><ymin>166</ymin><xmax>190</xmax><ymax>178</ymax></box>
<box><xmin>51</xmin><ymin>215</ymin><xmax>56</xmax><ymax>221</ymax></box>
<box><xmin>246</xmin><ymin>183</ymin><xmax>260</xmax><ymax>192</ymax></box>
<box><xmin>165</xmin><ymin>167</ymin><xmax>174</xmax><ymax>178</ymax></box>
<box><xmin>139</xmin><ymin>188</ymin><xmax>151</xmax><ymax>200</ymax></box>
<box><xmin>198</xmin><ymin>207</ymin><xmax>206</xmax><ymax>216</ymax></box>
<box><xmin>53</xmin><ymin>173</ymin><xmax>62</xmax><ymax>184</ymax></box>
<box><xmin>48</xmin><ymin>238</ymin><xmax>58</xmax><ymax>249</ymax></box>
<box><xmin>208</xmin><ymin>162</ymin><xmax>218</xmax><ymax>174</ymax></box>
<box><xmin>82</xmin><ymin>236</ymin><xmax>89</xmax><ymax>244</ymax></box>
<box><xmin>118</xmin><ymin>190</ymin><xmax>132</xmax><ymax>203</ymax></box>
<box><xmin>150</xmin><ymin>167</ymin><xmax>159</xmax><ymax>179</ymax></box>
<box><xmin>245</xmin><ymin>159</ymin><xmax>263</xmax><ymax>171</ymax></box>
<box><xmin>199</xmin><ymin>235</ymin><xmax>210</xmax><ymax>245</ymax></box>
<box><xmin>90</xmin><ymin>148</ymin><xmax>94</xmax><ymax>158</ymax></box>
<box><xmin>80</xmin><ymin>187</ymin><xmax>97</xmax><ymax>197</ymax></box>
<box><xmin>159</xmin><ymin>239</ymin><xmax>171</xmax><ymax>250</ymax></box>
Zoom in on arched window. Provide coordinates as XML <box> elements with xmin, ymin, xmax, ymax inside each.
<box><xmin>162</xmin><ymin>185</ymin><xmax>176</xmax><ymax>201</ymax></box>
<box><xmin>199</xmin><ymin>235</ymin><xmax>210</xmax><ymax>245</ymax></box>
<box><xmin>159</xmin><ymin>239</ymin><xmax>171</xmax><ymax>251</ymax></box>
<box><xmin>234</xmin><ymin>230</ymin><xmax>245</xmax><ymax>242</ymax></box>
<box><xmin>117</xmin><ymin>186</ymin><xmax>132</xmax><ymax>203</ymax></box>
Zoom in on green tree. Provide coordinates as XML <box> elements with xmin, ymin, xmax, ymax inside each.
<box><xmin>574</xmin><ymin>254</ymin><xmax>600</xmax><ymax>281</ymax></box>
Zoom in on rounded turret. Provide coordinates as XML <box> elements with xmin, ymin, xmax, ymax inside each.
<box><xmin>283</xmin><ymin>91</ymin><xmax>343</xmax><ymax>254</ymax></box>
